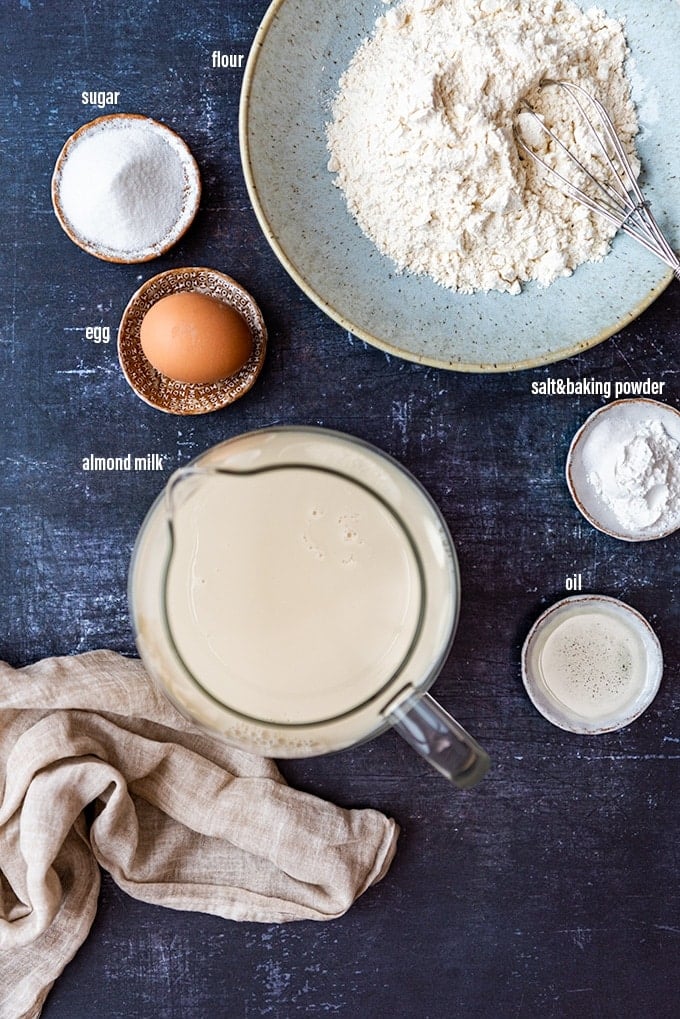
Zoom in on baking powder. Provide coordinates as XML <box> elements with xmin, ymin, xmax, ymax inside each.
<box><xmin>326</xmin><ymin>0</ymin><xmax>638</xmax><ymax>294</ymax></box>
<box><xmin>583</xmin><ymin>415</ymin><xmax>680</xmax><ymax>533</ymax></box>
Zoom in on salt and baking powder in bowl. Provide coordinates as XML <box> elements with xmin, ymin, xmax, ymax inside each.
<box><xmin>567</xmin><ymin>399</ymin><xmax>680</xmax><ymax>541</ymax></box>
<box><xmin>52</xmin><ymin>114</ymin><xmax>201</xmax><ymax>263</ymax></box>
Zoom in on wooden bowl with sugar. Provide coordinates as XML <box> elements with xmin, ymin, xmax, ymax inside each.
<box><xmin>51</xmin><ymin>113</ymin><xmax>201</xmax><ymax>264</ymax></box>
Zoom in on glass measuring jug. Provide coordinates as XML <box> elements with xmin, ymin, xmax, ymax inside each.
<box><xmin>129</xmin><ymin>427</ymin><xmax>489</xmax><ymax>788</ymax></box>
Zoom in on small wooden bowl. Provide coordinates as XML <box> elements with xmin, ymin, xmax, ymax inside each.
<box><xmin>118</xmin><ymin>267</ymin><xmax>267</xmax><ymax>415</ymax></box>
<box><xmin>51</xmin><ymin>114</ymin><xmax>201</xmax><ymax>263</ymax></box>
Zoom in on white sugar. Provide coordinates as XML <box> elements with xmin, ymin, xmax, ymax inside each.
<box><xmin>57</xmin><ymin>120</ymin><xmax>188</xmax><ymax>256</ymax></box>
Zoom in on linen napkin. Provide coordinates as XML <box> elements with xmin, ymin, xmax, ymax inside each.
<box><xmin>0</xmin><ymin>651</ymin><xmax>398</xmax><ymax>1019</ymax></box>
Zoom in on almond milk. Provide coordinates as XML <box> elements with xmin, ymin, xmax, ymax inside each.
<box><xmin>165</xmin><ymin>465</ymin><xmax>422</xmax><ymax>724</ymax></box>
<box><xmin>130</xmin><ymin>428</ymin><xmax>459</xmax><ymax>755</ymax></box>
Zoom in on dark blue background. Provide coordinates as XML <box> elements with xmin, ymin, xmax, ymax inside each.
<box><xmin>1</xmin><ymin>2</ymin><xmax>678</xmax><ymax>1016</ymax></box>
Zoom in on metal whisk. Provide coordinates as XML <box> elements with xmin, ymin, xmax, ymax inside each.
<box><xmin>515</xmin><ymin>79</ymin><xmax>680</xmax><ymax>282</ymax></box>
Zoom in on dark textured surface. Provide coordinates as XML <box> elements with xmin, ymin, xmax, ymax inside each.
<box><xmin>1</xmin><ymin>2</ymin><xmax>679</xmax><ymax>1017</ymax></box>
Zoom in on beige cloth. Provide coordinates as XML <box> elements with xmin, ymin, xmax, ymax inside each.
<box><xmin>0</xmin><ymin>651</ymin><xmax>398</xmax><ymax>1019</ymax></box>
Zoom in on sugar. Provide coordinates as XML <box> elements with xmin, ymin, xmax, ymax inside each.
<box><xmin>57</xmin><ymin>120</ymin><xmax>188</xmax><ymax>256</ymax></box>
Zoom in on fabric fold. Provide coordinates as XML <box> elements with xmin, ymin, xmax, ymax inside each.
<box><xmin>0</xmin><ymin>651</ymin><xmax>398</xmax><ymax>1019</ymax></box>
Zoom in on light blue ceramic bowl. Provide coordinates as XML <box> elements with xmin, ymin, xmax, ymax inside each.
<box><xmin>240</xmin><ymin>0</ymin><xmax>679</xmax><ymax>372</ymax></box>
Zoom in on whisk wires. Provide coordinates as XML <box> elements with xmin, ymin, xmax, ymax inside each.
<box><xmin>515</xmin><ymin>79</ymin><xmax>680</xmax><ymax>281</ymax></box>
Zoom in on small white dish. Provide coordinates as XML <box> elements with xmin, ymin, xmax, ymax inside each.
<box><xmin>52</xmin><ymin>114</ymin><xmax>201</xmax><ymax>263</ymax></box>
<box><xmin>566</xmin><ymin>398</ymin><xmax>680</xmax><ymax>541</ymax></box>
<box><xmin>522</xmin><ymin>594</ymin><xmax>663</xmax><ymax>734</ymax></box>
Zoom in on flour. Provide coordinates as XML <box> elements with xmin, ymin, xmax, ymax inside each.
<box><xmin>326</xmin><ymin>0</ymin><xmax>639</xmax><ymax>294</ymax></box>
<box><xmin>583</xmin><ymin>415</ymin><xmax>680</xmax><ymax>533</ymax></box>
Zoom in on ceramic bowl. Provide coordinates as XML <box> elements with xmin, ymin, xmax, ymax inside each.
<box><xmin>52</xmin><ymin>114</ymin><xmax>201</xmax><ymax>263</ymax></box>
<box><xmin>118</xmin><ymin>267</ymin><xmax>267</xmax><ymax>415</ymax></box>
<box><xmin>522</xmin><ymin>594</ymin><xmax>663</xmax><ymax>734</ymax></box>
<box><xmin>566</xmin><ymin>398</ymin><xmax>680</xmax><ymax>541</ymax></box>
<box><xmin>240</xmin><ymin>0</ymin><xmax>680</xmax><ymax>371</ymax></box>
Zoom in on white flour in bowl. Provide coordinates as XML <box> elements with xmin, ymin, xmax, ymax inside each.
<box><xmin>326</xmin><ymin>0</ymin><xmax>639</xmax><ymax>294</ymax></box>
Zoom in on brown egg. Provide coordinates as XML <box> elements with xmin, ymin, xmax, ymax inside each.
<box><xmin>140</xmin><ymin>291</ymin><xmax>253</xmax><ymax>384</ymax></box>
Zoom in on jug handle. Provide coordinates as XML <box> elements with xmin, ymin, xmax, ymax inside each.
<box><xmin>387</xmin><ymin>690</ymin><xmax>490</xmax><ymax>789</ymax></box>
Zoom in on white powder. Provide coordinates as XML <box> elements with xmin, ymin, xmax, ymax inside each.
<box><xmin>56</xmin><ymin>119</ymin><xmax>193</xmax><ymax>257</ymax></box>
<box><xmin>326</xmin><ymin>0</ymin><xmax>638</xmax><ymax>294</ymax></box>
<box><xmin>583</xmin><ymin>416</ymin><xmax>680</xmax><ymax>533</ymax></box>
